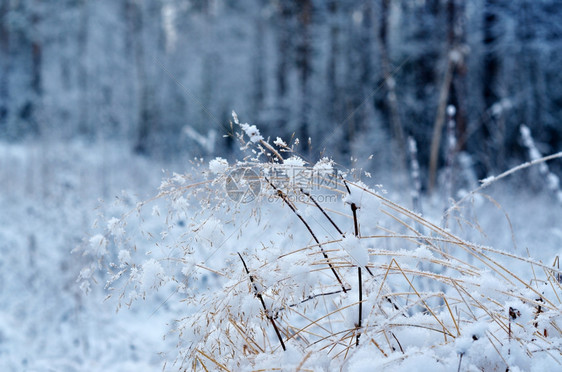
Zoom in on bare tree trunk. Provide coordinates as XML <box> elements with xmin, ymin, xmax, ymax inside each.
<box><xmin>483</xmin><ymin>0</ymin><xmax>499</xmax><ymax>117</ymax></box>
<box><xmin>129</xmin><ymin>0</ymin><xmax>157</xmax><ymax>155</ymax></box>
<box><xmin>297</xmin><ymin>0</ymin><xmax>312</xmax><ymax>145</ymax></box>
<box><xmin>429</xmin><ymin>57</ymin><xmax>454</xmax><ymax>192</ymax></box>
<box><xmin>31</xmin><ymin>3</ymin><xmax>42</xmax><ymax>109</ymax></box>
<box><xmin>450</xmin><ymin>1</ymin><xmax>468</xmax><ymax>155</ymax></box>
<box><xmin>77</xmin><ymin>0</ymin><xmax>90</xmax><ymax>138</ymax></box>
<box><xmin>253</xmin><ymin>2</ymin><xmax>265</xmax><ymax>116</ymax></box>
<box><xmin>326</xmin><ymin>0</ymin><xmax>341</xmax><ymax>127</ymax></box>
<box><xmin>379</xmin><ymin>0</ymin><xmax>406</xmax><ymax>168</ymax></box>
<box><xmin>275</xmin><ymin>2</ymin><xmax>291</xmax><ymax>134</ymax></box>
<box><xmin>276</xmin><ymin>3</ymin><xmax>290</xmax><ymax>101</ymax></box>
<box><xmin>360</xmin><ymin>0</ymin><xmax>373</xmax><ymax>134</ymax></box>
<box><xmin>0</xmin><ymin>0</ymin><xmax>9</xmax><ymax>132</ymax></box>
<box><xmin>428</xmin><ymin>0</ymin><xmax>465</xmax><ymax>192</ymax></box>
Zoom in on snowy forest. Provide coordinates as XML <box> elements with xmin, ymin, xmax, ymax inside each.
<box><xmin>1</xmin><ymin>0</ymin><xmax>562</xmax><ymax>370</ymax></box>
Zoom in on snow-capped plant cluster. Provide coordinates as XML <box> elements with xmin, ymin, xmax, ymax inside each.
<box><xmin>79</xmin><ymin>115</ymin><xmax>562</xmax><ymax>371</ymax></box>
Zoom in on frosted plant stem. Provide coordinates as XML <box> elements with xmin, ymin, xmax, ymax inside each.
<box><xmin>351</xmin><ymin>202</ymin><xmax>359</xmax><ymax>237</ymax></box>
<box><xmin>342</xmin><ymin>179</ymin><xmax>360</xmax><ymax>239</ymax></box>
<box><xmin>238</xmin><ymin>252</ymin><xmax>286</xmax><ymax>351</ymax></box>
<box><xmin>448</xmin><ymin>151</ymin><xmax>562</xmax><ymax>215</ymax></box>
<box><xmin>392</xmin><ymin>332</ymin><xmax>404</xmax><ymax>353</ymax></box>
<box><xmin>343</xmin><ymin>179</ymin><xmax>374</xmax><ymax>277</ymax></box>
<box><xmin>272</xmin><ymin>288</ymin><xmax>348</xmax><ymax>319</ymax></box>
<box><xmin>356</xmin><ymin>267</ymin><xmax>363</xmax><ymax>347</ymax></box>
<box><xmin>259</xmin><ymin>139</ymin><xmax>284</xmax><ymax>163</ymax></box>
<box><xmin>300</xmin><ymin>187</ymin><xmax>344</xmax><ymax>235</ymax></box>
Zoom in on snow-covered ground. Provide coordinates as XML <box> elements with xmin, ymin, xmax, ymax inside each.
<box><xmin>0</xmin><ymin>140</ymin><xmax>175</xmax><ymax>371</ymax></box>
<box><xmin>2</xmin><ymin>137</ymin><xmax>562</xmax><ymax>371</ymax></box>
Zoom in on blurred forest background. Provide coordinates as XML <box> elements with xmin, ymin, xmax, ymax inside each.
<box><xmin>1</xmin><ymin>0</ymin><xmax>562</xmax><ymax>370</ymax></box>
<box><xmin>2</xmin><ymin>0</ymin><xmax>561</xmax><ymax>182</ymax></box>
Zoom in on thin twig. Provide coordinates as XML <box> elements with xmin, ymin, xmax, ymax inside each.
<box><xmin>448</xmin><ymin>151</ymin><xmax>562</xmax><ymax>214</ymax></box>
<box><xmin>356</xmin><ymin>267</ymin><xmax>363</xmax><ymax>346</ymax></box>
<box><xmin>272</xmin><ymin>288</ymin><xmax>348</xmax><ymax>318</ymax></box>
<box><xmin>196</xmin><ymin>349</ymin><xmax>230</xmax><ymax>371</ymax></box>
<box><xmin>391</xmin><ymin>332</ymin><xmax>404</xmax><ymax>354</ymax></box>
<box><xmin>237</xmin><ymin>252</ymin><xmax>286</xmax><ymax>351</ymax></box>
<box><xmin>344</xmin><ymin>179</ymin><xmax>374</xmax><ymax>277</ymax></box>
<box><xmin>457</xmin><ymin>353</ymin><xmax>463</xmax><ymax>372</ymax></box>
<box><xmin>300</xmin><ymin>188</ymin><xmax>344</xmax><ymax>235</ymax></box>
<box><xmin>351</xmin><ymin>202</ymin><xmax>359</xmax><ymax>237</ymax></box>
<box><xmin>259</xmin><ymin>138</ymin><xmax>284</xmax><ymax>163</ymax></box>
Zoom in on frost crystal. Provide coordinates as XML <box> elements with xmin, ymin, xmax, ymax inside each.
<box><xmin>284</xmin><ymin>156</ymin><xmax>305</xmax><ymax>167</ymax></box>
<box><xmin>107</xmin><ymin>217</ymin><xmax>125</xmax><ymax>237</ymax></box>
<box><xmin>79</xmin><ymin>281</ymin><xmax>91</xmax><ymax>295</ymax></box>
<box><xmin>231</xmin><ymin>110</ymin><xmax>239</xmax><ymax>124</ymax></box>
<box><xmin>118</xmin><ymin>250</ymin><xmax>131</xmax><ymax>265</ymax></box>
<box><xmin>151</xmin><ymin>205</ymin><xmax>160</xmax><ymax>216</ymax></box>
<box><xmin>140</xmin><ymin>259</ymin><xmax>166</xmax><ymax>292</ymax></box>
<box><xmin>209</xmin><ymin>157</ymin><xmax>229</xmax><ymax>174</ymax></box>
<box><xmin>240</xmin><ymin>123</ymin><xmax>263</xmax><ymax>143</ymax></box>
<box><xmin>313</xmin><ymin>157</ymin><xmax>334</xmax><ymax>176</ymax></box>
<box><xmin>273</xmin><ymin>137</ymin><xmax>287</xmax><ymax>147</ymax></box>
<box><xmin>172</xmin><ymin>196</ymin><xmax>190</xmax><ymax>211</ymax></box>
<box><xmin>89</xmin><ymin>234</ymin><xmax>108</xmax><ymax>256</ymax></box>
<box><xmin>480</xmin><ymin>176</ymin><xmax>495</xmax><ymax>186</ymax></box>
<box><xmin>78</xmin><ymin>267</ymin><xmax>93</xmax><ymax>280</ymax></box>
